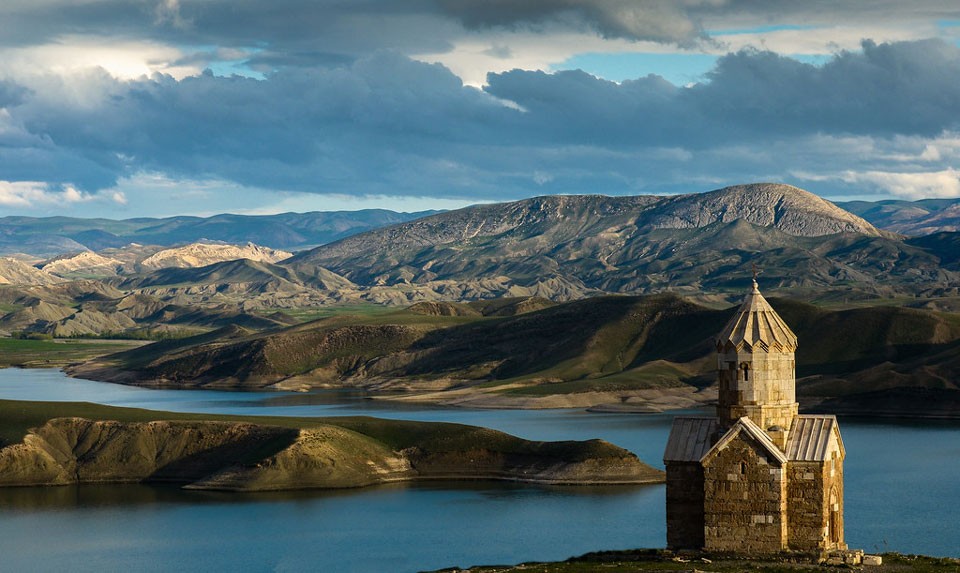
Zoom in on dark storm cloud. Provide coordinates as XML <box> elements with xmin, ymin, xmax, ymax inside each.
<box><xmin>3</xmin><ymin>0</ymin><xmax>959</xmax><ymax>54</ymax></box>
<box><xmin>690</xmin><ymin>0</ymin><xmax>960</xmax><ymax>26</ymax></box>
<box><xmin>0</xmin><ymin>80</ymin><xmax>28</xmax><ymax>107</ymax></box>
<box><xmin>6</xmin><ymin>52</ymin><xmax>506</xmax><ymax>192</ymax></box>
<box><xmin>3</xmin><ymin>40</ymin><xmax>960</xmax><ymax>199</ymax></box>
<box><xmin>691</xmin><ymin>39</ymin><xmax>960</xmax><ymax>137</ymax></box>
<box><xmin>0</xmin><ymin>0</ymin><xmax>700</xmax><ymax>61</ymax></box>
<box><xmin>0</xmin><ymin>1</ymin><xmax>453</xmax><ymax>61</ymax></box>
<box><xmin>486</xmin><ymin>39</ymin><xmax>960</xmax><ymax>144</ymax></box>
<box><xmin>433</xmin><ymin>0</ymin><xmax>706</xmax><ymax>43</ymax></box>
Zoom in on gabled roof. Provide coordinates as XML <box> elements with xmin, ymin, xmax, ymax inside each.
<box><xmin>785</xmin><ymin>415</ymin><xmax>845</xmax><ymax>461</ymax></box>
<box><xmin>701</xmin><ymin>416</ymin><xmax>788</xmax><ymax>466</ymax></box>
<box><xmin>717</xmin><ymin>280</ymin><xmax>798</xmax><ymax>353</ymax></box>
<box><xmin>663</xmin><ymin>417</ymin><xmax>718</xmax><ymax>463</ymax></box>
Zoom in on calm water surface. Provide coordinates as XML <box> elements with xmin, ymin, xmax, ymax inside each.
<box><xmin>0</xmin><ymin>368</ymin><xmax>957</xmax><ymax>572</ymax></box>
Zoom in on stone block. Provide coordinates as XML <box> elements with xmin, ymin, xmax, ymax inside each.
<box><xmin>863</xmin><ymin>555</ymin><xmax>882</xmax><ymax>566</ymax></box>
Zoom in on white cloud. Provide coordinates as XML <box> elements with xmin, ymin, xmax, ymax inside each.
<box><xmin>0</xmin><ymin>180</ymin><xmax>111</xmax><ymax>207</ymax></box>
<box><xmin>0</xmin><ymin>36</ymin><xmax>199</xmax><ymax>82</ymax></box>
<box><xmin>415</xmin><ymin>30</ymin><xmax>630</xmax><ymax>87</ymax></box>
<box><xmin>709</xmin><ymin>24</ymin><xmax>939</xmax><ymax>56</ymax></box>
<box><xmin>417</xmin><ymin>21</ymin><xmax>944</xmax><ymax>88</ymax></box>
<box><xmin>0</xmin><ymin>181</ymin><xmax>48</xmax><ymax>206</ymax></box>
<box><xmin>794</xmin><ymin>168</ymin><xmax>960</xmax><ymax>199</ymax></box>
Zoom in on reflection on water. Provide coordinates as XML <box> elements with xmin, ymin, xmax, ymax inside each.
<box><xmin>0</xmin><ymin>482</ymin><xmax>383</xmax><ymax>512</ymax></box>
<box><xmin>0</xmin><ymin>480</ymin><xmax>666</xmax><ymax>573</ymax></box>
<box><xmin>0</xmin><ymin>368</ymin><xmax>959</xmax><ymax>570</ymax></box>
<box><xmin>0</xmin><ymin>480</ymin><xmax>651</xmax><ymax>513</ymax></box>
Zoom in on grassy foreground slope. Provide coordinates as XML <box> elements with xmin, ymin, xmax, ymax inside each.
<box><xmin>67</xmin><ymin>293</ymin><xmax>960</xmax><ymax>416</ymax></box>
<box><xmin>430</xmin><ymin>549</ymin><xmax>960</xmax><ymax>572</ymax></box>
<box><xmin>0</xmin><ymin>399</ymin><xmax>662</xmax><ymax>491</ymax></box>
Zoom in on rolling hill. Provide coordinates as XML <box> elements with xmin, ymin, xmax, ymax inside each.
<box><xmin>839</xmin><ymin>197</ymin><xmax>960</xmax><ymax>235</ymax></box>
<box><xmin>68</xmin><ymin>293</ymin><xmax>960</xmax><ymax>416</ymax></box>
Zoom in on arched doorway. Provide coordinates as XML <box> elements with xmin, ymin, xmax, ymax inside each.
<box><xmin>828</xmin><ymin>487</ymin><xmax>842</xmax><ymax>547</ymax></box>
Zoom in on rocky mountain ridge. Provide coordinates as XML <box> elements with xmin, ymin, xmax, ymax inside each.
<box><xmin>286</xmin><ymin>183</ymin><xmax>953</xmax><ymax>299</ymax></box>
<box><xmin>642</xmin><ymin>183</ymin><xmax>880</xmax><ymax>236</ymax></box>
<box><xmin>40</xmin><ymin>251</ymin><xmax>124</xmax><ymax>277</ymax></box>
<box><xmin>137</xmin><ymin>242</ymin><xmax>292</xmax><ymax>272</ymax></box>
<box><xmin>35</xmin><ymin>242</ymin><xmax>293</xmax><ymax>279</ymax></box>
<box><xmin>0</xmin><ymin>258</ymin><xmax>62</xmax><ymax>286</ymax></box>
<box><xmin>297</xmin><ymin>184</ymin><xmax>880</xmax><ymax>267</ymax></box>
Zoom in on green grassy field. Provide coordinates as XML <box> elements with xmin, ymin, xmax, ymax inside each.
<box><xmin>0</xmin><ymin>338</ymin><xmax>147</xmax><ymax>368</ymax></box>
<box><xmin>501</xmin><ymin>362</ymin><xmax>696</xmax><ymax>396</ymax></box>
<box><xmin>0</xmin><ymin>398</ymin><xmax>397</xmax><ymax>447</ymax></box>
<box><xmin>264</xmin><ymin>303</ymin><xmax>399</xmax><ymax>322</ymax></box>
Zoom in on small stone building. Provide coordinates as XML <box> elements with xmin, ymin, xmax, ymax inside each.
<box><xmin>663</xmin><ymin>280</ymin><xmax>846</xmax><ymax>555</ymax></box>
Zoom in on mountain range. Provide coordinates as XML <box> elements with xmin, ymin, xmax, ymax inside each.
<box><xmin>285</xmin><ymin>183</ymin><xmax>958</xmax><ymax>301</ymax></box>
<box><xmin>0</xmin><ymin>209</ymin><xmax>437</xmax><ymax>257</ymax></box>
<box><xmin>2</xmin><ymin>182</ymin><xmax>959</xmax><ymax>338</ymax></box>
<box><xmin>0</xmin><ymin>188</ymin><xmax>958</xmax><ymax>261</ymax></box>
<box><xmin>2</xmin><ymin>181</ymin><xmax>957</xmax><ymax>417</ymax></box>
<box><xmin>837</xmin><ymin>197</ymin><xmax>960</xmax><ymax>235</ymax></box>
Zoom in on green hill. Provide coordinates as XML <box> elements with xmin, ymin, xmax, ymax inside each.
<box><xmin>68</xmin><ymin>294</ymin><xmax>960</xmax><ymax>416</ymax></box>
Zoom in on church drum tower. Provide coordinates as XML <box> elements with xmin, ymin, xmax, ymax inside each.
<box><xmin>663</xmin><ymin>280</ymin><xmax>846</xmax><ymax>555</ymax></box>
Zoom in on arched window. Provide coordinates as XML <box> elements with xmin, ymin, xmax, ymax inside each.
<box><xmin>741</xmin><ymin>363</ymin><xmax>750</xmax><ymax>382</ymax></box>
<box><xmin>739</xmin><ymin>461</ymin><xmax>748</xmax><ymax>475</ymax></box>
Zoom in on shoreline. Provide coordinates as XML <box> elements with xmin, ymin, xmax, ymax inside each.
<box><xmin>6</xmin><ymin>365</ymin><xmax>960</xmax><ymax>421</ymax></box>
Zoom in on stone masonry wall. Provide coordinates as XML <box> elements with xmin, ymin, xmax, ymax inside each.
<box><xmin>717</xmin><ymin>350</ymin><xmax>797</xmax><ymax>431</ymax></box>
<box><xmin>787</xmin><ymin>461</ymin><xmax>827</xmax><ymax>552</ymax></box>
<box><xmin>787</xmin><ymin>452</ymin><xmax>845</xmax><ymax>553</ymax></box>
<box><xmin>823</xmin><ymin>451</ymin><xmax>845</xmax><ymax>551</ymax></box>
<box><xmin>665</xmin><ymin>461</ymin><xmax>705</xmax><ymax>549</ymax></box>
<box><xmin>704</xmin><ymin>437</ymin><xmax>787</xmax><ymax>553</ymax></box>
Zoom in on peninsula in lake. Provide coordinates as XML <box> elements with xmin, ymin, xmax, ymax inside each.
<box><xmin>0</xmin><ymin>399</ymin><xmax>662</xmax><ymax>491</ymax></box>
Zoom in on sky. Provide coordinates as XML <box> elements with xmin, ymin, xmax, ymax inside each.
<box><xmin>1</xmin><ymin>1</ymin><xmax>960</xmax><ymax>218</ymax></box>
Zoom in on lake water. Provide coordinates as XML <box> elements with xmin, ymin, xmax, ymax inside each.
<box><xmin>0</xmin><ymin>368</ymin><xmax>957</xmax><ymax>572</ymax></box>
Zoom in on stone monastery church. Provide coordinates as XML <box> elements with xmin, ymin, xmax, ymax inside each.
<box><xmin>663</xmin><ymin>279</ymin><xmax>846</xmax><ymax>554</ymax></box>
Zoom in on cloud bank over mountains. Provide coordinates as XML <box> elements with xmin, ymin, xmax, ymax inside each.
<box><xmin>0</xmin><ymin>1</ymin><xmax>958</xmax><ymax>215</ymax></box>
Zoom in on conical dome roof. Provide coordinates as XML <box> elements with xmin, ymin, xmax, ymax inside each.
<box><xmin>717</xmin><ymin>280</ymin><xmax>797</xmax><ymax>352</ymax></box>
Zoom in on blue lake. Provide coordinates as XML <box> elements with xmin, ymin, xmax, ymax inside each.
<box><xmin>0</xmin><ymin>368</ymin><xmax>957</xmax><ymax>572</ymax></box>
